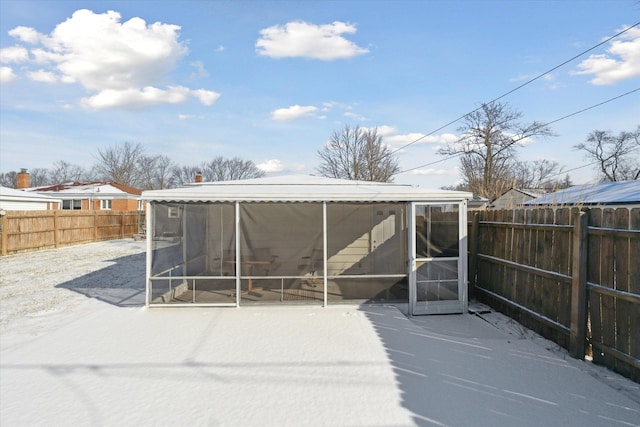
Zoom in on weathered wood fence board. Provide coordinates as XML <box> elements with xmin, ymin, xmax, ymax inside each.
<box><xmin>0</xmin><ymin>210</ymin><xmax>143</xmax><ymax>255</ymax></box>
<box><xmin>471</xmin><ymin>207</ymin><xmax>639</xmax><ymax>383</ymax></box>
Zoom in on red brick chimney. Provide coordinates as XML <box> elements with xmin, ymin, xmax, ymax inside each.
<box><xmin>195</xmin><ymin>172</ymin><xmax>203</xmax><ymax>183</ymax></box>
<box><xmin>17</xmin><ymin>168</ymin><xmax>30</xmax><ymax>189</ymax></box>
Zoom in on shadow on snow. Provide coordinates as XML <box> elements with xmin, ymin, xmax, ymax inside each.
<box><xmin>55</xmin><ymin>252</ymin><xmax>146</xmax><ymax>307</ymax></box>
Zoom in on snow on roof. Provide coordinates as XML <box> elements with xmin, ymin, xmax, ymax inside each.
<box><xmin>142</xmin><ymin>174</ymin><xmax>473</xmax><ymax>202</ymax></box>
<box><xmin>0</xmin><ymin>186</ymin><xmax>62</xmax><ymax>203</ymax></box>
<box><xmin>28</xmin><ymin>182</ymin><xmax>142</xmax><ymax>197</ymax></box>
<box><xmin>525</xmin><ymin>180</ymin><xmax>640</xmax><ymax>206</ymax></box>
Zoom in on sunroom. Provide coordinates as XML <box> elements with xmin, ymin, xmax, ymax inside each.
<box><xmin>142</xmin><ymin>175</ymin><xmax>471</xmax><ymax>315</ymax></box>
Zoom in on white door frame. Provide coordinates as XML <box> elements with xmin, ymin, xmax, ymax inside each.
<box><xmin>408</xmin><ymin>201</ymin><xmax>468</xmax><ymax>315</ymax></box>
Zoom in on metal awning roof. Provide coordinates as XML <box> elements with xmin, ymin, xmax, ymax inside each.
<box><xmin>142</xmin><ymin>175</ymin><xmax>472</xmax><ymax>203</ymax></box>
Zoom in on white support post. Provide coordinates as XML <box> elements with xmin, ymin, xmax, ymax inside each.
<box><xmin>323</xmin><ymin>201</ymin><xmax>328</xmax><ymax>307</ymax></box>
<box><xmin>235</xmin><ymin>202</ymin><xmax>241</xmax><ymax>307</ymax></box>
<box><xmin>182</xmin><ymin>204</ymin><xmax>188</xmax><ymax>283</ymax></box>
<box><xmin>145</xmin><ymin>201</ymin><xmax>153</xmax><ymax>307</ymax></box>
<box><xmin>407</xmin><ymin>202</ymin><xmax>415</xmax><ymax>316</ymax></box>
<box><xmin>459</xmin><ymin>200</ymin><xmax>469</xmax><ymax>313</ymax></box>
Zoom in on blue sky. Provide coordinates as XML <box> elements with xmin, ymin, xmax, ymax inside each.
<box><xmin>1</xmin><ymin>0</ymin><xmax>639</xmax><ymax>189</ymax></box>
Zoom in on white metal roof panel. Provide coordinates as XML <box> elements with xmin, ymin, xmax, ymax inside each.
<box><xmin>525</xmin><ymin>180</ymin><xmax>640</xmax><ymax>205</ymax></box>
<box><xmin>142</xmin><ymin>175</ymin><xmax>472</xmax><ymax>202</ymax></box>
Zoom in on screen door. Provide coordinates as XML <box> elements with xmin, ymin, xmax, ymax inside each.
<box><xmin>410</xmin><ymin>202</ymin><xmax>467</xmax><ymax>315</ymax></box>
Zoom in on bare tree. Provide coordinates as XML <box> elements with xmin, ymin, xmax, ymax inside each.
<box><xmin>0</xmin><ymin>169</ymin><xmax>48</xmax><ymax>188</ymax></box>
<box><xmin>458</xmin><ymin>151</ymin><xmax>513</xmax><ymax>198</ymax></box>
<box><xmin>137</xmin><ymin>155</ymin><xmax>175</xmax><ymax>190</ymax></box>
<box><xmin>512</xmin><ymin>159</ymin><xmax>566</xmax><ymax>189</ymax></box>
<box><xmin>49</xmin><ymin>160</ymin><xmax>87</xmax><ymax>184</ymax></box>
<box><xmin>574</xmin><ymin>127</ymin><xmax>640</xmax><ymax>181</ymax></box>
<box><xmin>439</xmin><ymin>102</ymin><xmax>555</xmax><ymax>200</ymax></box>
<box><xmin>317</xmin><ymin>125</ymin><xmax>400</xmax><ymax>182</ymax></box>
<box><xmin>26</xmin><ymin>168</ymin><xmax>50</xmax><ymax>187</ymax></box>
<box><xmin>201</xmin><ymin>157</ymin><xmax>265</xmax><ymax>182</ymax></box>
<box><xmin>94</xmin><ymin>141</ymin><xmax>144</xmax><ymax>187</ymax></box>
<box><xmin>171</xmin><ymin>165</ymin><xmax>202</xmax><ymax>186</ymax></box>
<box><xmin>0</xmin><ymin>171</ymin><xmax>17</xmax><ymax>188</ymax></box>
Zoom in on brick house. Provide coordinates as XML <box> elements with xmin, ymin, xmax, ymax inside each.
<box><xmin>28</xmin><ymin>181</ymin><xmax>143</xmax><ymax>211</ymax></box>
<box><xmin>17</xmin><ymin>170</ymin><xmax>143</xmax><ymax>211</ymax></box>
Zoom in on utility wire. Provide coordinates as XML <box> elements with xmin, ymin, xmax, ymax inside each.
<box><xmin>389</xmin><ymin>21</ymin><xmax>640</xmax><ymax>156</ymax></box>
<box><xmin>397</xmin><ymin>87</ymin><xmax>640</xmax><ymax>175</ymax></box>
<box><xmin>543</xmin><ymin>145</ymin><xmax>640</xmax><ymax>181</ymax></box>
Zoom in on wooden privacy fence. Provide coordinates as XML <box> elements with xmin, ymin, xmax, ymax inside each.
<box><xmin>469</xmin><ymin>207</ymin><xmax>640</xmax><ymax>382</ymax></box>
<box><xmin>0</xmin><ymin>210</ymin><xmax>144</xmax><ymax>256</ymax></box>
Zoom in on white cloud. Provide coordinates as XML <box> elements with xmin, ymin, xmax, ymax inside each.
<box><xmin>410</xmin><ymin>168</ymin><xmax>450</xmax><ymax>176</ymax></box>
<box><xmin>383</xmin><ymin>128</ymin><xmax>458</xmax><ymax>149</ymax></box>
<box><xmin>344</xmin><ymin>111</ymin><xmax>368</xmax><ymax>122</ymax></box>
<box><xmin>509</xmin><ymin>72</ymin><xmax>560</xmax><ymax>89</ymax></box>
<box><xmin>271</xmin><ymin>104</ymin><xmax>318</xmax><ymax>121</ymax></box>
<box><xmin>191</xmin><ymin>89</ymin><xmax>220</xmax><ymax>106</ymax></box>
<box><xmin>256</xmin><ymin>21</ymin><xmax>369</xmax><ymax>60</ymax></box>
<box><xmin>322</xmin><ymin>101</ymin><xmax>340</xmax><ymax>111</ymax></box>
<box><xmin>177</xmin><ymin>113</ymin><xmax>204</xmax><ymax>120</ymax></box>
<box><xmin>573</xmin><ymin>27</ymin><xmax>640</xmax><ymax>85</ymax></box>
<box><xmin>0</xmin><ymin>66</ymin><xmax>17</xmax><ymax>83</ymax></box>
<box><xmin>8</xmin><ymin>26</ymin><xmax>42</xmax><ymax>44</ymax></box>
<box><xmin>508</xmin><ymin>74</ymin><xmax>530</xmax><ymax>83</ymax></box>
<box><xmin>41</xmin><ymin>10</ymin><xmax>186</xmax><ymax>91</ymax></box>
<box><xmin>542</xmin><ymin>73</ymin><xmax>561</xmax><ymax>90</ymax></box>
<box><xmin>189</xmin><ymin>61</ymin><xmax>209</xmax><ymax>78</ymax></box>
<box><xmin>257</xmin><ymin>159</ymin><xmax>285</xmax><ymax>173</ymax></box>
<box><xmin>409</xmin><ymin>168</ymin><xmax>450</xmax><ymax>176</ymax></box>
<box><xmin>28</xmin><ymin>69</ymin><xmax>58</xmax><ymax>83</ymax></box>
<box><xmin>0</xmin><ymin>46</ymin><xmax>29</xmax><ymax>63</ymax></box>
<box><xmin>81</xmin><ymin>85</ymin><xmax>190</xmax><ymax>109</ymax></box>
<box><xmin>372</xmin><ymin>125</ymin><xmax>398</xmax><ymax>137</ymax></box>
<box><xmin>5</xmin><ymin>9</ymin><xmax>221</xmax><ymax>109</ymax></box>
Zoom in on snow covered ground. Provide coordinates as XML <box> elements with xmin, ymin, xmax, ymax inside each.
<box><xmin>1</xmin><ymin>239</ymin><xmax>639</xmax><ymax>426</ymax></box>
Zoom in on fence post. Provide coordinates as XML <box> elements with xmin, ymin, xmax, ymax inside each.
<box><xmin>570</xmin><ymin>209</ymin><xmax>589</xmax><ymax>359</ymax></box>
<box><xmin>468</xmin><ymin>211</ymin><xmax>480</xmax><ymax>299</ymax></box>
<box><xmin>94</xmin><ymin>211</ymin><xmax>98</xmax><ymax>242</ymax></box>
<box><xmin>53</xmin><ymin>210</ymin><xmax>60</xmax><ymax>248</ymax></box>
<box><xmin>1</xmin><ymin>212</ymin><xmax>7</xmax><ymax>256</ymax></box>
<box><xmin>121</xmin><ymin>211</ymin><xmax>125</xmax><ymax>238</ymax></box>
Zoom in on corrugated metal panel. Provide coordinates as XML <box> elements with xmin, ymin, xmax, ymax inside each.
<box><xmin>526</xmin><ymin>180</ymin><xmax>640</xmax><ymax>205</ymax></box>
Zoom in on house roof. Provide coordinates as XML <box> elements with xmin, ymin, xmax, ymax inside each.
<box><xmin>28</xmin><ymin>181</ymin><xmax>142</xmax><ymax>197</ymax></box>
<box><xmin>142</xmin><ymin>175</ymin><xmax>473</xmax><ymax>203</ymax></box>
<box><xmin>491</xmin><ymin>187</ymin><xmax>544</xmax><ymax>203</ymax></box>
<box><xmin>525</xmin><ymin>180</ymin><xmax>640</xmax><ymax>206</ymax></box>
<box><xmin>0</xmin><ymin>186</ymin><xmax>62</xmax><ymax>203</ymax></box>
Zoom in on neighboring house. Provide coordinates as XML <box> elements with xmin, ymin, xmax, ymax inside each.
<box><xmin>490</xmin><ymin>188</ymin><xmax>545</xmax><ymax>209</ymax></box>
<box><xmin>27</xmin><ymin>182</ymin><xmax>144</xmax><ymax>211</ymax></box>
<box><xmin>0</xmin><ymin>186</ymin><xmax>61</xmax><ymax>211</ymax></box>
<box><xmin>524</xmin><ymin>180</ymin><xmax>640</xmax><ymax>209</ymax></box>
<box><xmin>16</xmin><ymin>168</ymin><xmax>143</xmax><ymax>211</ymax></box>
<box><xmin>468</xmin><ymin>195</ymin><xmax>489</xmax><ymax>210</ymax></box>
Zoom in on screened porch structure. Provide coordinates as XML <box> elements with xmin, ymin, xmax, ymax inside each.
<box><xmin>143</xmin><ymin>176</ymin><xmax>472</xmax><ymax>315</ymax></box>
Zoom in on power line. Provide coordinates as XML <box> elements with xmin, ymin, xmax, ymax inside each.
<box><xmin>389</xmin><ymin>21</ymin><xmax>640</xmax><ymax>156</ymax></box>
<box><xmin>544</xmin><ymin>87</ymin><xmax>640</xmax><ymax>127</ymax></box>
<box><xmin>397</xmin><ymin>87</ymin><xmax>640</xmax><ymax>175</ymax></box>
<box><xmin>544</xmin><ymin>146</ymin><xmax>640</xmax><ymax>181</ymax></box>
